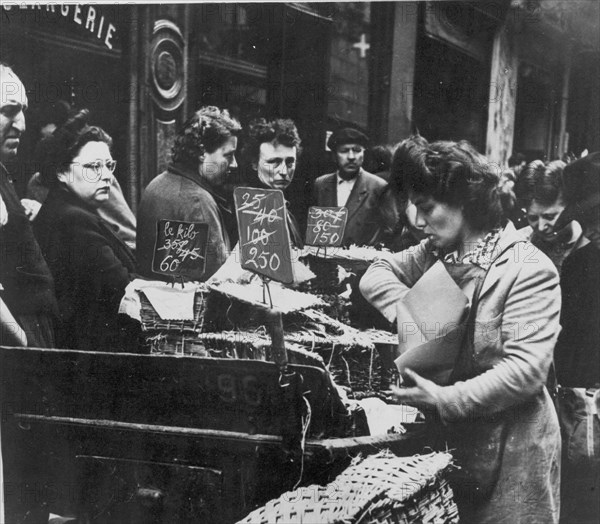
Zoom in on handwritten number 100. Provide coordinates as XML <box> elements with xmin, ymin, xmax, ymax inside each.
<box><xmin>247</xmin><ymin>247</ymin><xmax>281</xmax><ymax>271</ymax></box>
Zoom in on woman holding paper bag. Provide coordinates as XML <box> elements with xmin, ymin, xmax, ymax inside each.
<box><xmin>34</xmin><ymin>110</ymin><xmax>136</xmax><ymax>351</ymax></box>
<box><xmin>360</xmin><ymin>141</ymin><xmax>561</xmax><ymax>523</ymax></box>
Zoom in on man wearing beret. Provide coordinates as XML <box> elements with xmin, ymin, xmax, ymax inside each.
<box><xmin>312</xmin><ymin>127</ymin><xmax>391</xmax><ymax>246</ymax></box>
<box><xmin>552</xmin><ymin>152</ymin><xmax>599</xmax><ymax>524</ymax></box>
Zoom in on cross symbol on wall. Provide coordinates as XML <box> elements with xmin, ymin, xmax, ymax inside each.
<box><xmin>353</xmin><ymin>33</ymin><xmax>370</xmax><ymax>58</ymax></box>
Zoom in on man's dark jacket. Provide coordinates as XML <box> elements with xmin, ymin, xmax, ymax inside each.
<box><xmin>312</xmin><ymin>168</ymin><xmax>390</xmax><ymax>246</ymax></box>
<box><xmin>0</xmin><ymin>162</ymin><xmax>57</xmax><ymax>317</ymax></box>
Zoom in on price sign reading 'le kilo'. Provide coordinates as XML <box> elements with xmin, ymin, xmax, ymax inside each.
<box><xmin>234</xmin><ymin>187</ymin><xmax>294</xmax><ymax>284</ymax></box>
<box><xmin>306</xmin><ymin>206</ymin><xmax>348</xmax><ymax>247</ymax></box>
<box><xmin>152</xmin><ymin>220</ymin><xmax>209</xmax><ymax>277</ymax></box>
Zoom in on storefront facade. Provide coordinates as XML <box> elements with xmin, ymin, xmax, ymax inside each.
<box><xmin>2</xmin><ymin>2</ymin><xmax>598</xmax><ymax>210</ymax></box>
<box><xmin>1</xmin><ymin>3</ymin><xmax>331</xmax><ymax>216</ymax></box>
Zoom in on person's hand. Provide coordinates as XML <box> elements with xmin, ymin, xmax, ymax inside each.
<box><xmin>20</xmin><ymin>198</ymin><xmax>42</xmax><ymax>221</ymax></box>
<box><xmin>0</xmin><ymin>193</ymin><xmax>7</xmax><ymax>227</ymax></box>
<box><xmin>390</xmin><ymin>368</ymin><xmax>443</xmax><ymax>409</ymax></box>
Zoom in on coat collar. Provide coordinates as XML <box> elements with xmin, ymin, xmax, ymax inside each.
<box><xmin>47</xmin><ymin>187</ymin><xmax>136</xmax><ymax>269</ymax></box>
<box><xmin>168</xmin><ymin>163</ymin><xmax>229</xmax><ymax>208</ymax></box>
<box><xmin>478</xmin><ymin>221</ymin><xmax>528</xmax><ymax>300</ymax></box>
<box><xmin>342</xmin><ymin>169</ymin><xmax>370</xmax><ymax>219</ymax></box>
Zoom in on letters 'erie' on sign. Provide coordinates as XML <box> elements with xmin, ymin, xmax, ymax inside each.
<box><xmin>234</xmin><ymin>187</ymin><xmax>294</xmax><ymax>285</ymax></box>
<box><xmin>151</xmin><ymin>219</ymin><xmax>209</xmax><ymax>278</ymax></box>
<box><xmin>305</xmin><ymin>206</ymin><xmax>348</xmax><ymax>247</ymax></box>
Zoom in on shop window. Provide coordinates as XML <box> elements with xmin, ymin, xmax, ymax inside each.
<box><xmin>513</xmin><ymin>63</ymin><xmax>559</xmax><ymax>162</ymax></box>
<box><xmin>325</xmin><ymin>2</ymin><xmax>371</xmax><ymax>130</ymax></box>
<box><xmin>413</xmin><ymin>35</ymin><xmax>490</xmax><ymax>151</ymax></box>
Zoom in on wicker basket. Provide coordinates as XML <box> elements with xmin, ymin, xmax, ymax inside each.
<box><xmin>238</xmin><ymin>451</ymin><xmax>459</xmax><ymax>524</ymax></box>
<box><xmin>138</xmin><ymin>290</ymin><xmax>325</xmax><ymax>365</ymax></box>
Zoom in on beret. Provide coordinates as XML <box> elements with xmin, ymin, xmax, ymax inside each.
<box><xmin>327</xmin><ymin>127</ymin><xmax>369</xmax><ymax>151</ymax></box>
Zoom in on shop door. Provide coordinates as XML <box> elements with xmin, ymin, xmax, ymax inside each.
<box><xmin>513</xmin><ymin>63</ymin><xmax>560</xmax><ymax>162</ymax></box>
<box><xmin>266</xmin><ymin>4</ymin><xmax>332</xmax><ymax>225</ymax></box>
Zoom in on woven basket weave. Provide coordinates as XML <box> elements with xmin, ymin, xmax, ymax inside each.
<box><xmin>238</xmin><ymin>451</ymin><xmax>458</xmax><ymax>524</ymax></box>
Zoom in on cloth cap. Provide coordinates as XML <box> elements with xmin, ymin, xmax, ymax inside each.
<box><xmin>327</xmin><ymin>127</ymin><xmax>369</xmax><ymax>151</ymax></box>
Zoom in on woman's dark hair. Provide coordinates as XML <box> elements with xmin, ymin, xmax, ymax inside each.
<box><xmin>171</xmin><ymin>106</ymin><xmax>241</xmax><ymax>168</ymax></box>
<box><xmin>403</xmin><ymin>140</ymin><xmax>504</xmax><ymax>232</ymax></box>
<box><xmin>365</xmin><ymin>144</ymin><xmax>392</xmax><ymax>174</ymax></box>
<box><xmin>242</xmin><ymin>118</ymin><xmax>302</xmax><ymax>164</ymax></box>
<box><xmin>39</xmin><ymin>109</ymin><xmax>112</xmax><ymax>188</ymax></box>
<box><xmin>515</xmin><ymin>160</ymin><xmax>566</xmax><ymax>209</ymax></box>
<box><xmin>389</xmin><ymin>134</ymin><xmax>429</xmax><ymax>199</ymax></box>
<box><xmin>240</xmin><ymin>118</ymin><xmax>301</xmax><ymax>188</ymax></box>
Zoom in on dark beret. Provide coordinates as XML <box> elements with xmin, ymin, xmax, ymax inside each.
<box><xmin>557</xmin><ymin>151</ymin><xmax>600</xmax><ymax>226</ymax></box>
<box><xmin>327</xmin><ymin>127</ymin><xmax>369</xmax><ymax>151</ymax></box>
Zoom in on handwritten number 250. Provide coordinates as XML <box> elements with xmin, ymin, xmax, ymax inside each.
<box><xmin>247</xmin><ymin>247</ymin><xmax>281</xmax><ymax>271</ymax></box>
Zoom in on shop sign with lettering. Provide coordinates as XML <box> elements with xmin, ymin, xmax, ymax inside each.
<box><xmin>2</xmin><ymin>4</ymin><xmax>119</xmax><ymax>50</ymax></box>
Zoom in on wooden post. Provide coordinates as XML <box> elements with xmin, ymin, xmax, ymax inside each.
<box><xmin>263</xmin><ymin>308</ymin><xmax>288</xmax><ymax>371</ymax></box>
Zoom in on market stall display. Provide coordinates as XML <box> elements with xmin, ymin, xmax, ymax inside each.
<box><xmin>0</xmin><ymin>192</ymin><xmax>456</xmax><ymax>522</ymax></box>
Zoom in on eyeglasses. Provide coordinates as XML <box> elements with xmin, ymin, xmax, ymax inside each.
<box><xmin>81</xmin><ymin>160</ymin><xmax>117</xmax><ymax>174</ymax></box>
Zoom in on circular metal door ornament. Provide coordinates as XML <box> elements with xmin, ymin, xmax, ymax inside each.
<box><xmin>150</xmin><ymin>20</ymin><xmax>185</xmax><ymax>112</ymax></box>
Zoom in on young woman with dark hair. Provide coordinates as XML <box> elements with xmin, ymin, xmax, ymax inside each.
<box><xmin>360</xmin><ymin>140</ymin><xmax>561</xmax><ymax>523</ymax></box>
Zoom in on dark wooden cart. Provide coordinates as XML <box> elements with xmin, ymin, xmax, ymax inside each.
<box><xmin>0</xmin><ymin>346</ymin><xmax>425</xmax><ymax>523</ymax></box>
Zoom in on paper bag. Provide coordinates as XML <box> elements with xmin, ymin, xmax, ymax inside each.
<box><xmin>395</xmin><ymin>260</ymin><xmax>469</xmax><ymax>385</ymax></box>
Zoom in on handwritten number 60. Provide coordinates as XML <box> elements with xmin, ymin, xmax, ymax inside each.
<box><xmin>160</xmin><ymin>255</ymin><xmax>181</xmax><ymax>272</ymax></box>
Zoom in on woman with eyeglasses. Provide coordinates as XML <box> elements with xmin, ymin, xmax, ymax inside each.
<box><xmin>34</xmin><ymin>109</ymin><xmax>136</xmax><ymax>351</ymax></box>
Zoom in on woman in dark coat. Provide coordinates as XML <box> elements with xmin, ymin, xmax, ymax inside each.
<box><xmin>34</xmin><ymin>110</ymin><xmax>136</xmax><ymax>351</ymax></box>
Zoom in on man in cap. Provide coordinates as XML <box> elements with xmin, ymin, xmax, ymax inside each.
<box><xmin>552</xmin><ymin>152</ymin><xmax>599</xmax><ymax>523</ymax></box>
<box><xmin>0</xmin><ymin>63</ymin><xmax>57</xmax><ymax>347</ymax></box>
<box><xmin>312</xmin><ymin>127</ymin><xmax>391</xmax><ymax>246</ymax></box>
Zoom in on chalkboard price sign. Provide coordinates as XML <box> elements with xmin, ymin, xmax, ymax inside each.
<box><xmin>234</xmin><ymin>187</ymin><xmax>294</xmax><ymax>284</ymax></box>
<box><xmin>151</xmin><ymin>219</ymin><xmax>209</xmax><ymax>277</ymax></box>
<box><xmin>305</xmin><ymin>206</ymin><xmax>348</xmax><ymax>247</ymax></box>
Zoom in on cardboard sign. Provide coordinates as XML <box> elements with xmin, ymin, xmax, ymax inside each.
<box><xmin>234</xmin><ymin>187</ymin><xmax>294</xmax><ymax>284</ymax></box>
<box><xmin>151</xmin><ymin>219</ymin><xmax>209</xmax><ymax>277</ymax></box>
<box><xmin>305</xmin><ymin>206</ymin><xmax>348</xmax><ymax>247</ymax></box>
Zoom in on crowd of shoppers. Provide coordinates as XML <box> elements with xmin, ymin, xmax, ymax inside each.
<box><xmin>1</xmin><ymin>60</ymin><xmax>598</xmax><ymax>523</ymax></box>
